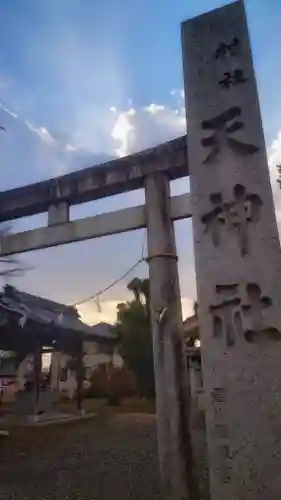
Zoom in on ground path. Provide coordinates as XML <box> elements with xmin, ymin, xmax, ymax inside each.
<box><xmin>0</xmin><ymin>414</ymin><xmax>161</xmax><ymax>500</ymax></box>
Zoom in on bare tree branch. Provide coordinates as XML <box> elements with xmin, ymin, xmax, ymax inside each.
<box><xmin>0</xmin><ymin>124</ymin><xmax>33</xmax><ymax>278</ymax></box>
<box><xmin>0</xmin><ymin>222</ymin><xmax>33</xmax><ymax>277</ymax></box>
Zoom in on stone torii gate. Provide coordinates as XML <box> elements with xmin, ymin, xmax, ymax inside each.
<box><xmin>1</xmin><ymin>1</ymin><xmax>281</xmax><ymax>499</ymax></box>
<box><xmin>0</xmin><ymin>138</ymin><xmax>197</xmax><ymax>498</ymax></box>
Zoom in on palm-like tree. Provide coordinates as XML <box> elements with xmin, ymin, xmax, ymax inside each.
<box><xmin>114</xmin><ymin>280</ymin><xmax>154</xmax><ymax>398</ymax></box>
<box><xmin>127</xmin><ymin>277</ymin><xmax>142</xmax><ymax>301</ymax></box>
<box><xmin>193</xmin><ymin>301</ymin><xmax>198</xmax><ymax>317</ymax></box>
<box><xmin>140</xmin><ymin>279</ymin><xmax>150</xmax><ymax>317</ymax></box>
<box><xmin>127</xmin><ymin>277</ymin><xmax>150</xmax><ymax>316</ymax></box>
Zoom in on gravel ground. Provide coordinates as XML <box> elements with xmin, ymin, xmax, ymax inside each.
<box><xmin>0</xmin><ymin>416</ymin><xmax>161</xmax><ymax>500</ymax></box>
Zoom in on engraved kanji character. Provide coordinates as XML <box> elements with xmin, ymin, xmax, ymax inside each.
<box><xmin>230</xmin><ymin>184</ymin><xmax>262</xmax><ymax>256</ymax></box>
<box><xmin>211</xmin><ymin>387</ymin><xmax>227</xmax><ymax>403</ymax></box>
<box><xmin>211</xmin><ymin>285</ymin><xmax>240</xmax><ymax>347</ymax></box>
<box><xmin>201</xmin><ymin>193</ymin><xmax>224</xmax><ymax>247</ymax></box>
<box><xmin>201</xmin><ymin>184</ymin><xmax>262</xmax><ymax>255</ymax></box>
<box><xmin>218</xmin><ymin>69</ymin><xmax>248</xmax><ymax>90</ymax></box>
<box><xmin>210</xmin><ymin>283</ymin><xmax>281</xmax><ymax>347</ymax></box>
<box><xmin>201</xmin><ymin>107</ymin><xmax>259</xmax><ymax>164</ymax></box>
<box><xmin>242</xmin><ymin>283</ymin><xmax>281</xmax><ymax>343</ymax></box>
<box><xmin>215</xmin><ymin>37</ymin><xmax>240</xmax><ymax>59</ymax></box>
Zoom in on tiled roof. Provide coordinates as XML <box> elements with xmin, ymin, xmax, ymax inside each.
<box><xmin>0</xmin><ymin>286</ymin><xmax>115</xmax><ymax>341</ymax></box>
<box><xmin>4</xmin><ymin>286</ymin><xmax>79</xmax><ymax>317</ymax></box>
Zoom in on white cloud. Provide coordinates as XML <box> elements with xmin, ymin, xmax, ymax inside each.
<box><xmin>127</xmin><ymin>108</ymin><xmax>136</xmax><ymax>116</ymax></box>
<box><xmin>268</xmin><ymin>130</ymin><xmax>281</xmax><ymax>172</ymax></box>
<box><xmin>111</xmin><ymin>111</ymin><xmax>134</xmax><ymax>157</ymax></box>
<box><xmin>78</xmin><ymin>299</ymin><xmax>119</xmax><ymax>325</ymax></box>
<box><xmin>65</xmin><ymin>142</ymin><xmax>78</xmax><ymax>152</ymax></box>
<box><xmin>25</xmin><ymin>120</ymin><xmax>56</xmax><ymax>146</ymax></box>
<box><xmin>0</xmin><ymin>103</ymin><xmax>18</xmax><ymax>119</ymax></box>
<box><xmin>268</xmin><ymin>129</ymin><xmax>281</xmax><ymax>225</ymax></box>
<box><xmin>111</xmin><ymin>93</ymin><xmax>186</xmax><ymax>157</ymax></box>
<box><xmin>143</xmin><ymin>103</ymin><xmax>165</xmax><ymax>114</ymax></box>
<box><xmin>170</xmin><ymin>89</ymin><xmax>184</xmax><ymax>98</ymax></box>
<box><xmin>0</xmin><ymin>102</ymin><xmax>114</xmax><ymax>183</ymax></box>
<box><xmin>1</xmin><ymin>91</ymin><xmax>186</xmax><ymax>175</ymax></box>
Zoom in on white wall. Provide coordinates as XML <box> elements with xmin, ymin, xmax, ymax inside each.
<box><xmin>50</xmin><ymin>343</ymin><xmax>124</xmax><ymax>399</ymax></box>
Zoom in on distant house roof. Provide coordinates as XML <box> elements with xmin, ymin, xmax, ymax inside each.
<box><xmin>183</xmin><ymin>314</ymin><xmax>200</xmax><ymax>350</ymax></box>
<box><xmin>88</xmin><ymin>322</ymin><xmax>116</xmax><ymax>340</ymax></box>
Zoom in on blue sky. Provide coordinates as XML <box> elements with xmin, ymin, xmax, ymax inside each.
<box><xmin>0</xmin><ymin>0</ymin><xmax>281</xmax><ymax>324</ymax></box>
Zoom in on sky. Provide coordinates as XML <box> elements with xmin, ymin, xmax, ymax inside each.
<box><xmin>0</xmin><ymin>0</ymin><xmax>281</xmax><ymax>326</ymax></box>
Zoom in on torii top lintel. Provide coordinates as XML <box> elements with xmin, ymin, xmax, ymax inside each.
<box><xmin>0</xmin><ymin>135</ymin><xmax>188</xmax><ymax>223</ymax></box>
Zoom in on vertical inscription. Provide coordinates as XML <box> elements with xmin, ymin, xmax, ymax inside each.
<box><xmin>211</xmin><ymin>387</ymin><xmax>231</xmax><ymax>483</ymax></box>
<box><xmin>210</xmin><ymin>283</ymin><xmax>281</xmax><ymax>347</ymax></box>
<box><xmin>182</xmin><ymin>2</ymin><xmax>281</xmax><ymax>497</ymax></box>
<box><xmin>201</xmin><ymin>185</ymin><xmax>262</xmax><ymax>255</ymax></box>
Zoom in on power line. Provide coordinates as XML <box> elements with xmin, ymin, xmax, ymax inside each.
<box><xmin>71</xmin><ymin>259</ymin><xmax>144</xmax><ymax>308</ymax></box>
<box><xmin>70</xmin><ymin>229</ymin><xmax>148</xmax><ymax>308</ymax></box>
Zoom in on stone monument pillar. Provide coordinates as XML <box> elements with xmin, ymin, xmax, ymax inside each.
<box><xmin>182</xmin><ymin>1</ymin><xmax>281</xmax><ymax>499</ymax></box>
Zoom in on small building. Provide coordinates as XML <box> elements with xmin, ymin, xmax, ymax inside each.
<box><xmin>0</xmin><ymin>285</ymin><xmax>119</xmax><ymax>415</ymax></box>
<box><xmin>183</xmin><ymin>313</ymin><xmax>200</xmax><ymax>347</ymax></box>
<box><xmin>0</xmin><ymin>358</ymin><xmax>16</xmax><ymax>403</ymax></box>
<box><xmin>0</xmin><ymin>353</ymin><xmax>35</xmax><ymax>403</ymax></box>
<box><xmin>50</xmin><ymin>322</ymin><xmax>123</xmax><ymax>399</ymax></box>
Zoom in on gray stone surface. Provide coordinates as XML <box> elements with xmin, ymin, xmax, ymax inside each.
<box><xmin>48</xmin><ymin>201</ymin><xmax>69</xmax><ymax>225</ymax></box>
<box><xmin>145</xmin><ymin>173</ymin><xmax>198</xmax><ymax>499</ymax></box>
<box><xmin>0</xmin><ymin>136</ymin><xmax>188</xmax><ymax>222</ymax></box>
<box><xmin>182</xmin><ymin>1</ymin><xmax>281</xmax><ymax>499</ymax></box>
<box><xmin>0</xmin><ymin>193</ymin><xmax>192</xmax><ymax>257</ymax></box>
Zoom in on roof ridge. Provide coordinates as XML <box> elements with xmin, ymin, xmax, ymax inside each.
<box><xmin>4</xmin><ymin>285</ymin><xmax>78</xmax><ymax>314</ymax></box>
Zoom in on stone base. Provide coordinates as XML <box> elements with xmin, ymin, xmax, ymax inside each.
<box><xmin>25</xmin><ymin>412</ymin><xmax>97</xmax><ymax>427</ymax></box>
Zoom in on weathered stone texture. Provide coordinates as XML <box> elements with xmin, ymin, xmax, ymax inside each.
<box><xmin>0</xmin><ymin>136</ymin><xmax>188</xmax><ymax>222</ymax></box>
<box><xmin>182</xmin><ymin>1</ymin><xmax>281</xmax><ymax>499</ymax></box>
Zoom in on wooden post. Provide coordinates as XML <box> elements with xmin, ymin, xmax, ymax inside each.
<box><xmin>75</xmin><ymin>338</ymin><xmax>84</xmax><ymax>412</ymax></box>
<box><xmin>144</xmin><ymin>171</ymin><xmax>198</xmax><ymax>500</ymax></box>
<box><xmin>33</xmin><ymin>341</ymin><xmax>42</xmax><ymax>414</ymax></box>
